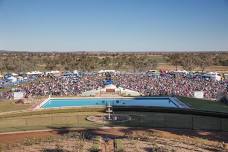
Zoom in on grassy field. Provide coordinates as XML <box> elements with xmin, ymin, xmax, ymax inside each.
<box><xmin>0</xmin><ymin>101</ymin><xmax>31</xmax><ymax>113</ymax></box>
<box><xmin>0</xmin><ymin>107</ymin><xmax>105</xmax><ymax>118</ymax></box>
<box><xmin>0</xmin><ymin>111</ymin><xmax>104</xmax><ymax>132</ymax></box>
<box><xmin>178</xmin><ymin>96</ymin><xmax>228</xmax><ymax>113</ymax></box>
<box><xmin>0</xmin><ymin>109</ymin><xmax>227</xmax><ymax>132</ymax></box>
<box><xmin>0</xmin><ymin>106</ymin><xmax>106</xmax><ymax>132</ymax></box>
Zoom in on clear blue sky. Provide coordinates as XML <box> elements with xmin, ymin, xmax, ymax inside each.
<box><xmin>0</xmin><ymin>0</ymin><xmax>228</xmax><ymax>52</ymax></box>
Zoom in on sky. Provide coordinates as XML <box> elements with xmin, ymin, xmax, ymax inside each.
<box><xmin>0</xmin><ymin>0</ymin><xmax>228</xmax><ymax>52</ymax></box>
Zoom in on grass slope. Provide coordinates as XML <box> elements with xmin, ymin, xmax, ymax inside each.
<box><xmin>0</xmin><ymin>101</ymin><xmax>31</xmax><ymax>113</ymax></box>
<box><xmin>179</xmin><ymin>96</ymin><xmax>228</xmax><ymax>113</ymax></box>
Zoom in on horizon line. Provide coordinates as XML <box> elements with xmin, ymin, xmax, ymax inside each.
<box><xmin>1</xmin><ymin>49</ymin><xmax>228</xmax><ymax>53</ymax></box>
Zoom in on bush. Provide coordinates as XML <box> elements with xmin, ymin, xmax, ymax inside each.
<box><xmin>81</xmin><ymin>130</ymin><xmax>94</xmax><ymax>140</ymax></box>
<box><xmin>63</xmin><ymin>131</ymin><xmax>81</xmax><ymax>139</ymax></box>
<box><xmin>42</xmin><ymin>144</ymin><xmax>65</xmax><ymax>152</ymax></box>
<box><xmin>23</xmin><ymin>136</ymin><xmax>55</xmax><ymax>146</ymax></box>
<box><xmin>90</xmin><ymin>136</ymin><xmax>101</xmax><ymax>152</ymax></box>
<box><xmin>151</xmin><ymin>143</ymin><xmax>168</xmax><ymax>152</ymax></box>
<box><xmin>23</xmin><ymin>137</ymin><xmax>42</xmax><ymax>146</ymax></box>
<box><xmin>55</xmin><ymin>144</ymin><xmax>65</xmax><ymax>152</ymax></box>
<box><xmin>114</xmin><ymin>139</ymin><xmax>124</xmax><ymax>152</ymax></box>
<box><xmin>42</xmin><ymin>145</ymin><xmax>65</xmax><ymax>152</ymax></box>
<box><xmin>90</xmin><ymin>144</ymin><xmax>100</xmax><ymax>152</ymax></box>
<box><xmin>73</xmin><ymin>140</ymin><xmax>84</xmax><ymax>151</ymax></box>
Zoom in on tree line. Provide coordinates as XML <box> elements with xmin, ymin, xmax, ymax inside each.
<box><xmin>168</xmin><ymin>52</ymin><xmax>228</xmax><ymax>72</ymax></box>
<box><xmin>0</xmin><ymin>52</ymin><xmax>228</xmax><ymax>73</ymax></box>
<box><xmin>0</xmin><ymin>52</ymin><xmax>160</xmax><ymax>73</ymax></box>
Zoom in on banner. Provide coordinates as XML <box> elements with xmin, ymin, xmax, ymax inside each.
<box><xmin>13</xmin><ymin>92</ymin><xmax>24</xmax><ymax>100</ymax></box>
<box><xmin>194</xmin><ymin>91</ymin><xmax>204</xmax><ymax>99</ymax></box>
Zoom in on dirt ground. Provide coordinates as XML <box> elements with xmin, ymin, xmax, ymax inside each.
<box><xmin>0</xmin><ymin>128</ymin><xmax>227</xmax><ymax>152</ymax></box>
<box><xmin>0</xmin><ymin>131</ymin><xmax>59</xmax><ymax>144</ymax></box>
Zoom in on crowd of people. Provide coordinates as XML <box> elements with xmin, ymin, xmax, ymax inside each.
<box><xmin>114</xmin><ymin>73</ymin><xmax>225</xmax><ymax>99</ymax></box>
<box><xmin>9</xmin><ymin>74</ymin><xmax>103</xmax><ymax>97</ymax></box>
<box><xmin>0</xmin><ymin>72</ymin><xmax>226</xmax><ymax>100</ymax></box>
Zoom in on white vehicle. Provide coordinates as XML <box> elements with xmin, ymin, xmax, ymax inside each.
<box><xmin>45</xmin><ymin>70</ymin><xmax>61</xmax><ymax>76</ymax></box>
<box><xmin>6</xmin><ymin>76</ymin><xmax>17</xmax><ymax>83</ymax></box>
<box><xmin>98</xmin><ymin>70</ymin><xmax>117</xmax><ymax>74</ymax></box>
<box><xmin>224</xmin><ymin>74</ymin><xmax>228</xmax><ymax>80</ymax></box>
<box><xmin>203</xmin><ymin>72</ymin><xmax>221</xmax><ymax>81</ymax></box>
<box><xmin>146</xmin><ymin>70</ymin><xmax>160</xmax><ymax>78</ymax></box>
<box><xmin>73</xmin><ymin>70</ymin><xmax>79</xmax><ymax>75</ymax></box>
<box><xmin>173</xmin><ymin>70</ymin><xmax>188</xmax><ymax>75</ymax></box>
<box><xmin>98</xmin><ymin>70</ymin><xmax>119</xmax><ymax>76</ymax></box>
<box><xmin>26</xmin><ymin>71</ymin><xmax>43</xmax><ymax>75</ymax></box>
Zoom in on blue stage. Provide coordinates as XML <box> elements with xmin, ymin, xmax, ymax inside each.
<box><xmin>103</xmin><ymin>79</ymin><xmax>113</xmax><ymax>85</ymax></box>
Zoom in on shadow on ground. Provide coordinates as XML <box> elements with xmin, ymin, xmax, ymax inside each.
<box><xmin>47</xmin><ymin>125</ymin><xmax>228</xmax><ymax>143</ymax></box>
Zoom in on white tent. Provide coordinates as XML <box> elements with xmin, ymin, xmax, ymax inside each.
<box><xmin>6</xmin><ymin>76</ymin><xmax>17</xmax><ymax>82</ymax></box>
<box><xmin>11</xmin><ymin>73</ymin><xmax>18</xmax><ymax>76</ymax></box>
<box><xmin>73</xmin><ymin>70</ymin><xmax>79</xmax><ymax>74</ymax></box>
<box><xmin>50</xmin><ymin>70</ymin><xmax>60</xmax><ymax>74</ymax></box>
<box><xmin>13</xmin><ymin>92</ymin><xmax>24</xmax><ymax>100</ymax></box>
<box><xmin>98</xmin><ymin>70</ymin><xmax>117</xmax><ymax>74</ymax></box>
<box><xmin>45</xmin><ymin>70</ymin><xmax>60</xmax><ymax>76</ymax></box>
<box><xmin>174</xmin><ymin>70</ymin><xmax>188</xmax><ymax>74</ymax></box>
<box><xmin>26</xmin><ymin>71</ymin><xmax>43</xmax><ymax>75</ymax></box>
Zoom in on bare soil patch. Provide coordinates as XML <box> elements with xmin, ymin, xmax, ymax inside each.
<box><xmin>0</xmin><ymin>131</ymin><xmax>59</xmax><ymax>144</ymax></box>
<box><xmin>0</xmin><ymin>128</ymin><xmax>227</xmax><ymax>151</ymax></box>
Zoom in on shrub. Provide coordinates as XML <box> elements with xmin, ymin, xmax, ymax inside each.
<box><xmin>73</xmin><ymin>140</ymin><xmax>84</xmax><ymax>151</ymax></box>
<box><xmin>114</xmin><ymin>139</ymin><xmax>124</xmax><ymax>152</ymax></box>
<box><xmin>23</xmin><ymin>136</ymin><xmax>55</xmax><ymax>146</ymax></box>
<box><xmin>90</xmin><ymin>136</ymin><xmax>101</xmax><ymax>152</ymax></box>
<box><xmin>90</xmin><ymin>144</ymin><xmax>100</xmax><ymax>152</ymax></box>
<box><xmin>55</xmin><ymin>144</ymin><xmax>64</xmax><ymax>152</ymax></box>
<box><xmin>23</xmin><ymin>137</ymin><xmax>42</xmax><ymax>146</ymax></box>
<box><xmin>63</xmin><ymin>131</ymin><xmax>81</xmax><ymax>139</ymax></box>
<box><xmin>81</xmin><ymin>130</ymin><xmax>94</xmax><ymax>140</ymax></box>
<box><xmin>44</xmin><ymin>136</ymin><xmax>55</xmax><ymax>143</ymax></box>
<box><xmin>42</xmin><ymin>144</ymin><xmax>66</xmax><ymax>152</ymax></box>
<box><xmin>151</xmin><ymin>143</ymin><xmax>168</xmax><ymax>152</ymax></box>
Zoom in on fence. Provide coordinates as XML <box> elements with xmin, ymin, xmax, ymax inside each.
<box><xmin>0</xmin><ymin>110</ymin><xmax>227</xmax><ymax>133</ymax></box>
<box><xmin>113</xmin><ymin>112</ymin><xmax>228</xmax><ymax>131</ymax></box>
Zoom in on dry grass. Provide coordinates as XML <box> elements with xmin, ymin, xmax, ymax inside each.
<box><xmin>0</xmin><ymin>112</ymin><xmax>104</xmax><ymax>132</ymax></box>
<box><xmin>0</xmin><ymin>101</ymin><xmax>31</xmax><ymax>113</ymax></box>
<box><xmin>121</xmin><ymin>130</ymin><xmax>228</xmax><ymax>152</ymax></box>
<box><xmin>1</xmin><ymin>133</ymin><xmax>93</xmax><ymax>152</ymax></box>
<box><xmin>158</xmin><ymin>63</ymin><xmax>228</xmax><ymax>73</ymax></box>
<box><xmin>0</xmin><ymin>129</ymin><xmax>227</xmax><ymax>152</ymax></box>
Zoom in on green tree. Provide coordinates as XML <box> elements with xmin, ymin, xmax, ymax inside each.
<box><xmin>195</xmin><ymin>54</ymin><xmax>213</xmax><ymax>72</ymax></box>
<box><xmin>168</xmin><ymin>54</ymin><xmax>182</xmax><ymax>71</ymax></box>
<box><xmin>181</xmin><ymin>54</ymin><xmax>196</xmax><ymax>71</ymax></box>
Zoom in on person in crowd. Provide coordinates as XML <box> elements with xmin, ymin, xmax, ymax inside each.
<box><xmin>0</xmin><ymin>72</ymin><xmax>225</xmax><ymax>100</ymax></box>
